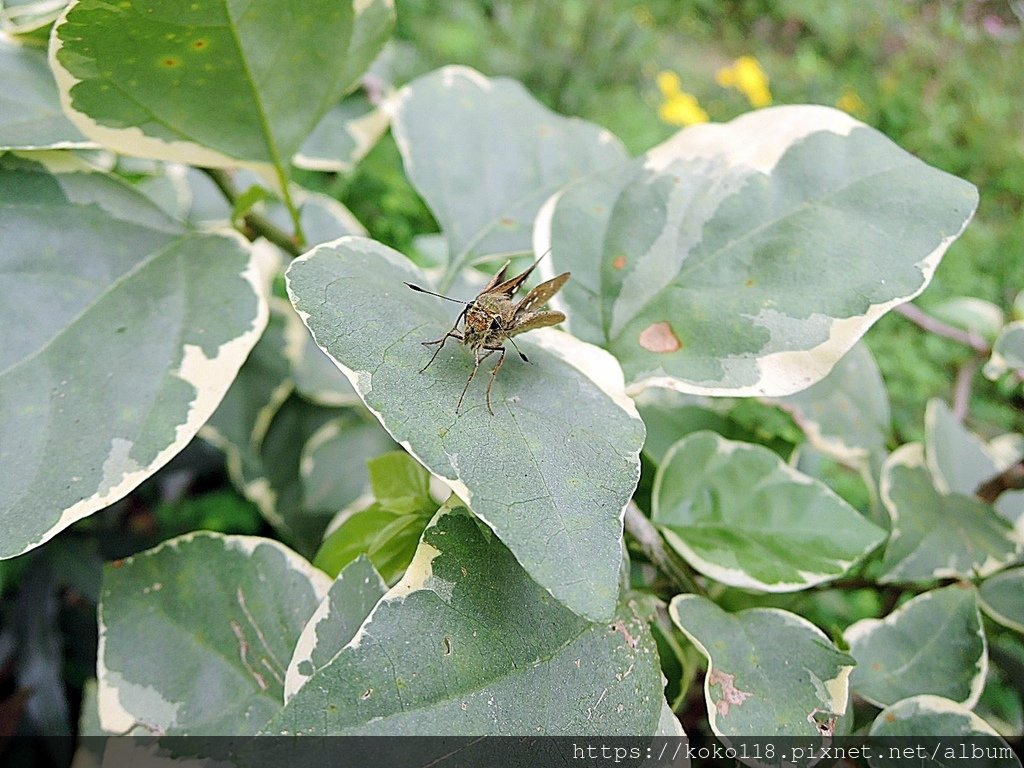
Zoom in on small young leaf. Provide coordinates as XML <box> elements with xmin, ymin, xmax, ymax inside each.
<box><xmin>979</xmin><ymin>567</ymin><xmax>1024</xmax><ymax>634</ymax></box>
<box><xmin>845</xmin><ymin>584</ymin><xmax>987</xmax><ymax>708</ymax></box>
<box><xmin>97</xmin><ymin>532</ymin><xmax>330</xmax><ymax>735</ymax></box>
<box><xmin>879</xmin><ymin>444</ymin><xmax>1020</xmax><ymax>582</ymax></box>
<box><xmin>266</xmin><ymin>503</ymin><xmax>665</xmax><ymax>735</ymax></box>
<box><xmin>669</xmin><ymin>594</ymin><xmax>854</xmax><ymax>738</ymax></box>
<box><xmin>653</xmin><ymin>431</ymin><xmax>885</xmax><ymax>591</ymax></box>
<box><xmin>286</xmin><ymin>236</ymin><xmax>645</xmax><ymax>621</ymax></box>
<box><xmin>367</xmin><ymin>451</ymin><xmax>432</xmax><ymax>512</ymax></box>
<box><xmin>985</xmin><ymin>321</ymin><xmax>1024</xmax><ymax>380</ymax></box>
<box><xmin>770</xmin><ymin>341</ymin><xmax>890</xmax><ymax>472</ymax></box>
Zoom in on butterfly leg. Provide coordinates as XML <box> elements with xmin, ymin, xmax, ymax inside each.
<box><xmin>483</xmin><ymin>345</ymin><xmax>507</xmax><ymax>416</ymax></box>
<box><xmin>456</xmin><ymin>347</ymin><xmax>485</xmax><ymax>414</ymax></box>
<box><xmin>419</xmin><ymin>330</ymin><xmax>463</xmax><ymax>373</ymax></box>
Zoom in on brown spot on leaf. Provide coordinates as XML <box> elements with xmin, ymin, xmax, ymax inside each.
<box><xmin>610</xmin><ymin>619</ymin><xmax>639</xmax><ymax>649</ymax></box>
<box><xmin>162</xmin><ymin>57</ymin><xmax>180</xmax><ymax>67</ymax></box>
<box><xmin>708</xmin><ymin>669</ymin><xmax>752</xmax><ymax>717</ymax></box>
<box><xmin>193</xmin><ymin>39</ymin><xmax>207</xmax><ymax>49</ymax></box>
<box><xmin>745</xmin><ymin>279</ymin><xmax>754</xmax><ymax>287</ymax></box>
<box><xmin>638</xmin><ymin>322</ymin><xmax>682</xmax><ymax>353</ymax></box>
<box><xmin>612</xmin><ymin>255</ymin><xmax>627</xmax><ymax>270</ymax></box>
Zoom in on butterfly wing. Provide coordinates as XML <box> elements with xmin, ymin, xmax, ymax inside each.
<box><xmin>507</xmin><ymin>310</ymin><xmax>566</xmax><ymax>337</ymax></box>
<box><xmin>481</xmin><ymin>260</ymin><xmax>512</xmax><ymax>293</ymax></box>
<box><xmin>486</xmin><ymin>256</ymin><xmax>544</xmax><ymax>298</ymax></box>
<box><xmin>514</xmin><ymin>272</ymin><xmax>570</xmax><ymax>319</ymax></box>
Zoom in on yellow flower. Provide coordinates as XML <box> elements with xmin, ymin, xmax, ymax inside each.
<box><xmin>836</xmin><ymin>87</ymin><xmax>866</xmax><ymax>117</ymax></box>
<box><xmin>659</xmin><ymin>93</ymin><xmax>709</xmax><ymax>126</ymax></box>
<box><xmin>656</xmin><ymin>70</ymin><xmax>682</xmax><ymax>98</ymax></box>
<box><xmin>716</xmin><ymin>55</ymin><xmax>772</xmax><ymax>108</ymax></box>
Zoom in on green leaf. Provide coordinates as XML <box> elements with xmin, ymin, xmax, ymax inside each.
<box><xmin>202</xmin><ymin>296</ymin><xmax>294</xmax><ymax>457</ymax></box>
<box><xmin>97</xmin><ymin>532</ymin><xmax>329</xmax><ymax>735</ymax></box>
<box><xmin>653</xmin><ymin>431</ymin><xmax>885</xmax><ymax>590</ymax></box>
<box><xmin>50</xmin><ymin>0</ymin><xmax>393</xmax><ymax>167</ymax></box>
<box><xmin>924</xmin><ymin>399</ymin><xmax>1024</xmax><ymax>538</ymax></box>
<box><xmin>925</xmin><ymin>399</ymin><xmax>1000</xmax><ymax>497</ymax></box>
<box><xmin>845</xmin><ymin>585</ymin><xmax>987</xmax><ymax>708</ymax></box>
<box><xmin>313</xmin><ymin>500</ymin><xmax>426</xmax><ymax>583</ymax></box>
<box><xmin>265</xmin><ymin>503</ymin><xmax>665</xmax><ymax>735</ymax></box>
<box><xmin>367</xmin><ymin>451</ymin><xmax>432</xmax><ymax>511</ymax></box>
<box><xmin>286</xmin><ymin>237</ymin><xmax>645</xmax><ymax>621</ymax></box>
<box><xmin>867</xmin><ymin>696</ymin><xmax>1019</xmax><ymax>767</ymax></box>
<box><xmin>0</xmin><ymin>158</ymin><xmax>266</xmax><ymax>560</ymax></box>
<box><xmin>230</xmin><ymin>395</ymin><xmax>339</xmax><ymax>555</ymax></box>
<box><xmin>879</xmin><ymin>444</ymin><xmax>1020</xmax><ymax>582</ymax></box>
<box><xmin>284</xmin><ymin>555</ymin><xmax>386</xmax><ymax>701</ymax></box>
<box><xmin>0</xmin><ymin>35</ymin><xmax>92</xmax><ymax>149</ymax></box>
<box><xmin>770</xmin><ymin>341</ymin><xmax>890</xmax><ymax>471</ymax></box>
<box><xmin>985</xmin><ymin>321</ymin><xmax>1024</xmax><ymax>380</ymax></box>
<box><xmin>669</xmin><ymin>594</ymin><xmax>854</xmax><ymax>738</ymax></box>
<box><xmin>390</xmin><ymin>66</ymin><xmax>628</xmax><ymax>274</ymax></box>
<box><xmin>979</xmin><ymin>567</ymin><xmax>1024</xmax><ymax>634</ymax></box>
<box><xmin>300</xmin><ymin>414</ymin><xmax>397</xmax><ymax>516</ymax></box>
<box><xmin>294</xmin><ymin>94</ymin><xmax>389</xmax><ymax>173</ymax></box>
<box><xmin>538</xmin><ymin>106</ymin><xmax>978</xmax><ymax>396</ymax></box>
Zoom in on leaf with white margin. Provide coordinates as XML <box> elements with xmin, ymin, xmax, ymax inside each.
<box><xmin>0</xmin><ymin>158</ymin><xmax>266</xmax><ymax>560</ymax></box>
<box><xmin>867</xmin><ymin>696</ymin><xmax>1020</xmax><ymax>768</ymax></box>
<box><xmin>769</xmin><ymin>341</ymin><xmax>890</xmax><ymax>471</ymax></box>
<box><xmin>231</xmin><ymin>395</ymin><xmax>339</xmax><ymax>556</ymax></box>
<box><xmin>264</xmin><ymin>502</ymin><xmax>665</xmax><ymax>735</ymax></box>
<box><xmin>389</xmin><ymin>65</ymin><xmax>628</xmax><ymax>274</ymax></box>
<box><xmin>653</xmin><ymin>431</ymin><xmax>885</xmax><ymax>591</ymax></box>
<box><xmin>845</xmin><ymin>584</ymin><xmax>986</xmax><ymax>708</ymax></box>
<box><xmin>285</xmin><ymin>236</ymin><xmax>645</xmax><ymax>621</ymax></box>
<box><xmin>50</xmin><ymin>0</ymin><xmax>393</xmax><ymax>169</ymax></box>
<box><xmin>879</xmin><ymin>444</ymin><xmax>1020</xmax><ymax>582</ymax></box>
<box><xmin>285</xmin><ymin>555</ymin><xmax>385</xmax><ymax>702</ymax></box>
<box><xmin>0</xmin><ymin>35</ymin><xmax>92</xmax><ymax>150</ymax></box>
<box><xmin>202</xmin><ymin>297</ymin><xmax>296</xmax><ymax>459</ymax></box>
<box><xmin>294</xmin><ymin>94</ymin><xmax>389</xmax><ymax>173</ymax></box>
<box><xmin>669</xmin><ymin>594</ymin><xmax>854</xmax><ymax>738</ymax></box>
<box><xmin>536</xmin><ymin>105</ymin><xmax>978</xmax><ymax>396</ymax></box>
<box><xmin>985</xmin><ymin>321</ymin><xmax>1024</xmax><ymax>381</ymax></box>
<box><xmin>1</xmin><ymin>0</ymin><xmax>68</xmax><ymax>34</ymax></box>
<box><xmin>980</xmin><ymin>567</ymin><xmax>1024</xmax><ymax>634</ymax></box>
<box><xmin>925</xmin><ymin>399</ymin><xmax>1024</xmax><ymax>536</ymax></box>
<box><xmin>926</xmin><ymin>399</ymin><xmax>1001</xmax><ymax>497</ymax></box>
<box><xmin>97</xmin><ymin>532</ymin><xmax>330</xmax><ymax>735</ymax></box>
<box><xmin>300</xmin><ymin>412</ymin><xmax>396</xmax><ymax>516</ymax></box>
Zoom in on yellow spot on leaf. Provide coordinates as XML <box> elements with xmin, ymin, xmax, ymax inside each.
<box><xmin>193</xmin><ymin>38</ymin><xmax>208</xmax><ymax>50</ymax></box>
<box><xmin>639</xmin><ymin>322</ymin><xmax>682</xmax><ymax>353</ymax></box>
<box><xmin>161</xmin><ymin>57</ymin><xmax>180</xmax><ymax>68</ymax></box>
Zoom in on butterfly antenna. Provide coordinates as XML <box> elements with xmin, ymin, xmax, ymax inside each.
<box><xmin>508</xmin><ymin>336</ymin><xmax>530</xmax><ymax>363</ymax></box>
<box><xmin>405</xmin><ymin>282</ymin><xmax>468</xmax><ymax>305</ymax></box>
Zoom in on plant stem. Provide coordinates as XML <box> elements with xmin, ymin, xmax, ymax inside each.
<box><xmin>952</xmin><ymin>355</ymin><xmax>981</xmax><ymax>421</ymax></box>
<box><xmin>894</xmin><ymin>303</ymin><xmax>990</xmax><ymax>353</ymax></box>
<box><xmin>201</xmin><ymin>167</ymin><xmax>302</xmax><ymax>258</ymax></box>
<box><xmin>274</xmin><ymin>164</ymin><xmax>306</xmax><ymax>248</ymax></box>
<box><xmin>623</xmin><ymin>501</ymin><xmax>705</xmax><ymax>597</ymax></box>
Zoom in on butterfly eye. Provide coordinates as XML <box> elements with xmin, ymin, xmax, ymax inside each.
<box><xmin>489</xmin><ymin>317</ymin><xmax>501</xmax><ymax>331</ymax></box>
